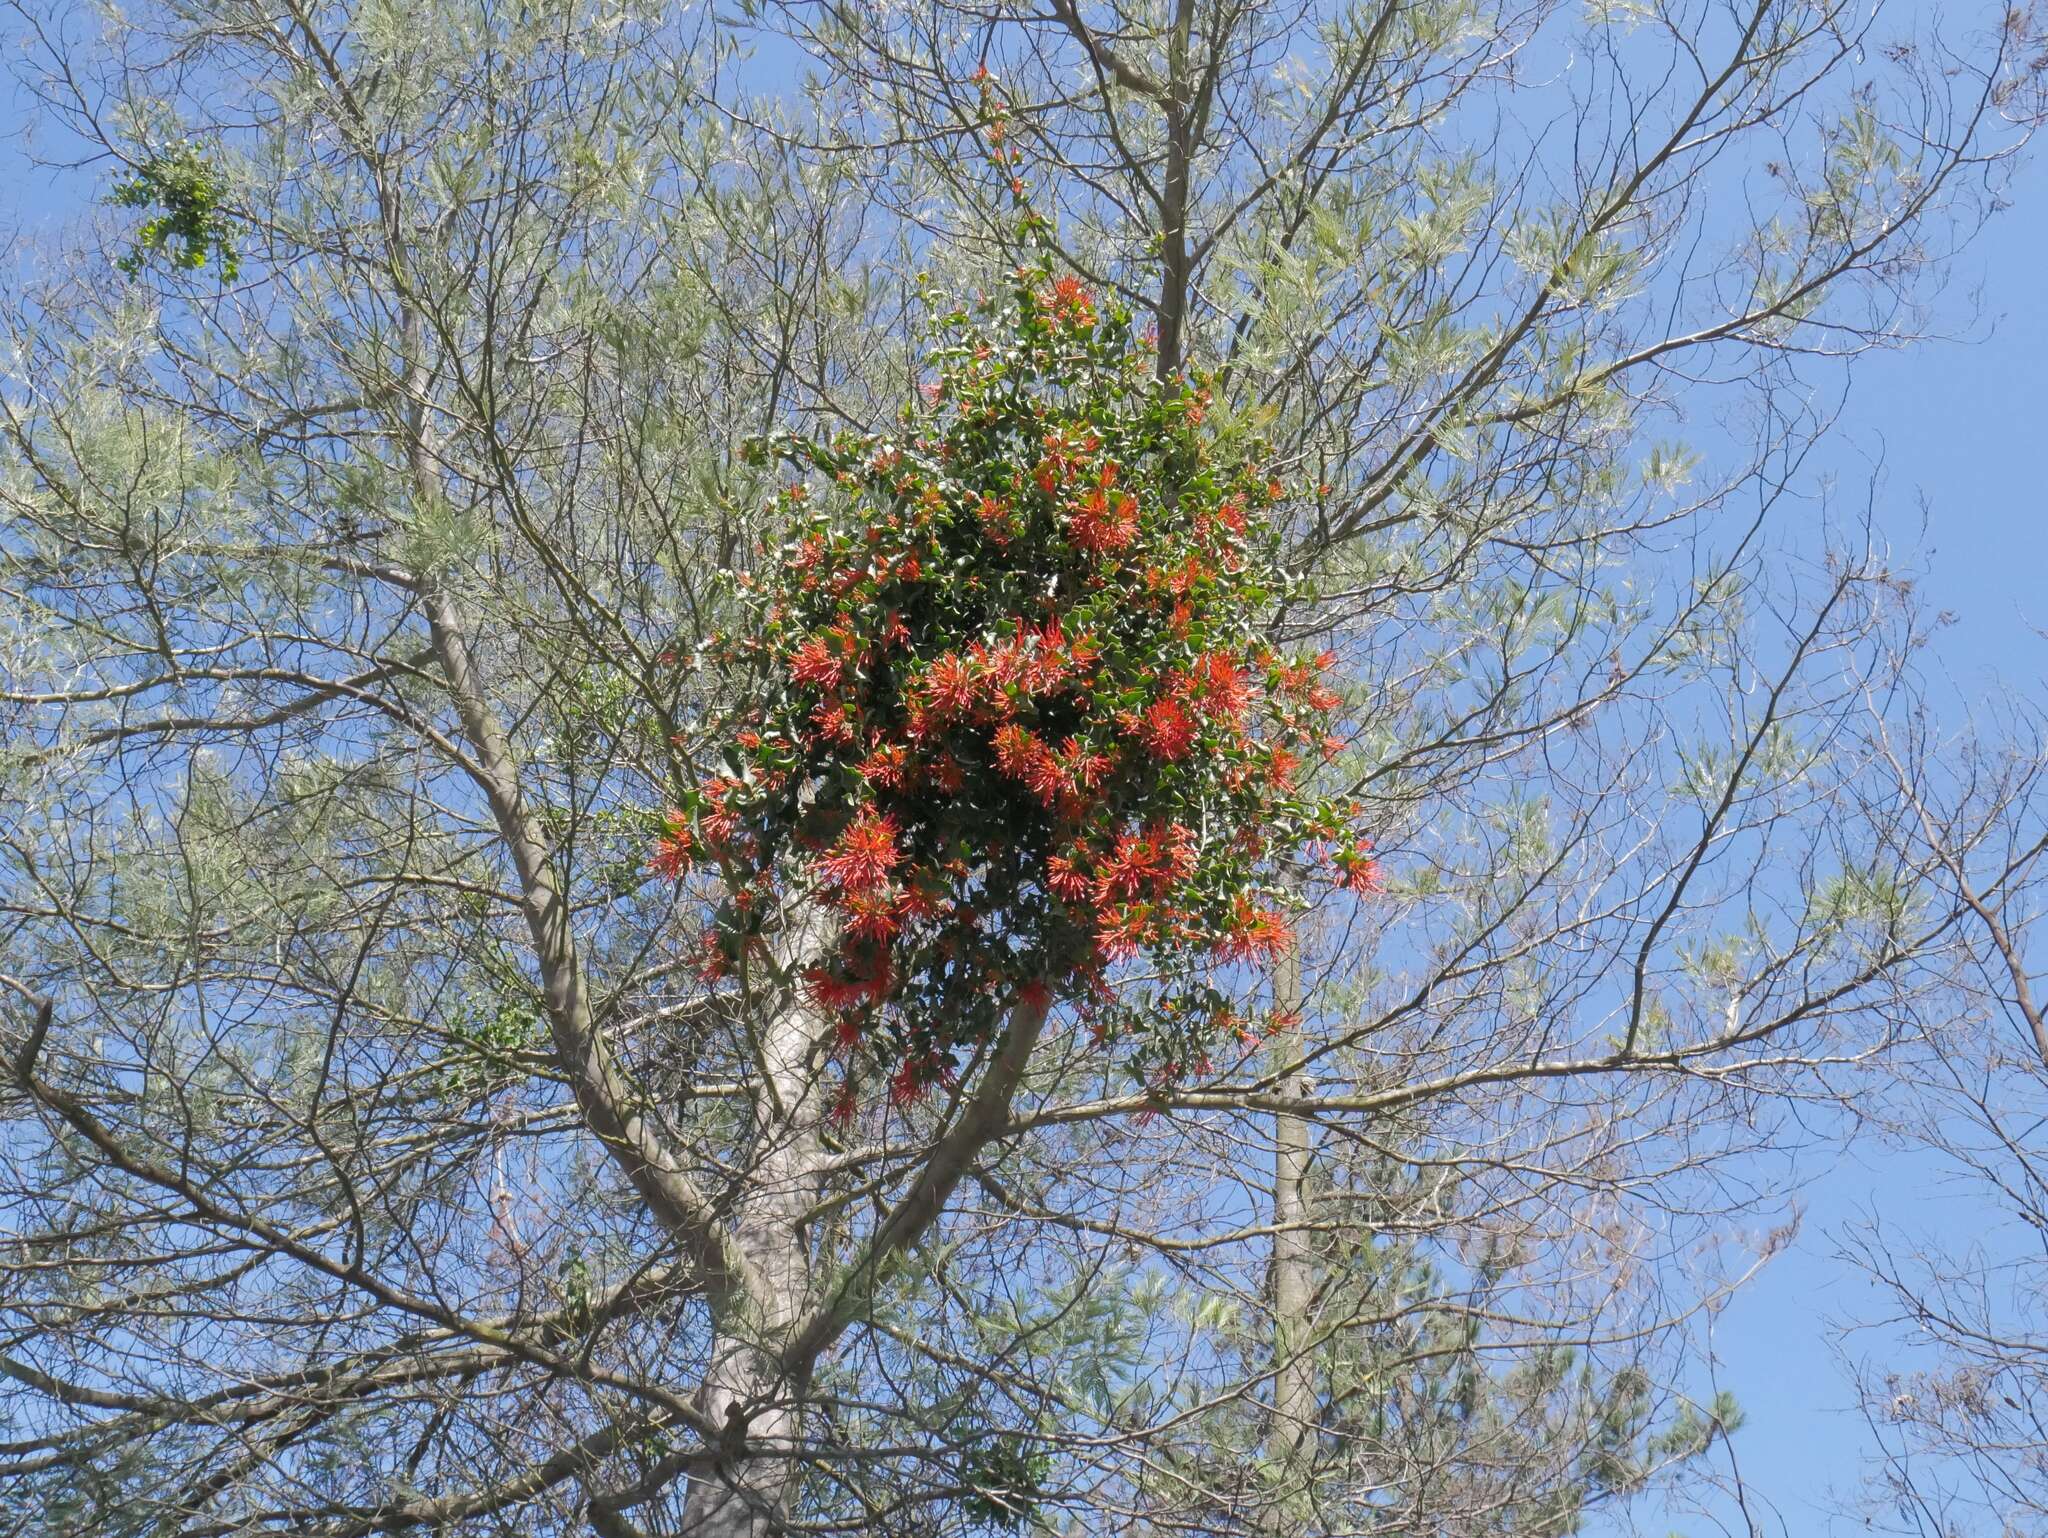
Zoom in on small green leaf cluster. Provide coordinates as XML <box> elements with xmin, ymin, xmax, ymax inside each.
<box><xmin>109</xmin><ymin>145</ymin><xmax>241</xmax><ymax>282</ymax></box>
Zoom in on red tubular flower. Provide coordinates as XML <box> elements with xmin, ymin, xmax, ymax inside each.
<box><xmin>898</xmin><ymin>882</ymin><xmax>945</xmax><ymax>923</ymax></box>
<box><xmin>1059</xmin><ymin>737</ymin><xmax>1114</xmax><ymax>792</ymax></box>
<box><xmin>789</xmin><ymin>634</ymin><xmax>846</xmax><ymax>689</ymax></box>
<box><xmin>1092</xmin><ymin>821</ymin><xmax>1196</xmax><ymax>905</ymax></box>
<box><xmin>977</xmin><ymin>626</ymin><xmax>1036</xmax><ymax>693</ymax></box>
<box><xmin>859</xmin><ymin>741</ymin><xmax>911</xmax><ymax>789</ymax></box>
<box><xmin>1067</xmin><ymin>488</ymin><xmax>1138</xmax><ymax>554</ymax></box>
<box><xmin>1095</xmin><ymin>903</ymin><xmax>1152</xmax><ymax>962</ymax></box>
<box><xmin>806</xmin><ymin>966</ymin><xmax>871</xmax><ymax>1012</ymax></box>
<box><xmin>1334</xmin><ymin>839</ymin><xmax>1383</xmax><ymax>895</ymax></box>
<box><xmin>698</xmin><ymin>779</ymin><xmax>743</xmax><ymax>851</ymax></box>
<box><xmin>992</xmin><ymin>723</ymin><xmax>1040</xmax><ymax>779</ymax></box>
<box><xmin>888</xmin><ymin>1058</ymin><xmax>922</xmax><ymax>1107</ymax></box>
<box><xmin>1158</xmin><ymin>821</ymin><xmax>1198</xmax><ymax>885</ymax></box>
<box><xmin>808</xmin><ymin>946</ymin><xmax>894</xmax><ymax>1013</ymax></box>
<box><xmin>1178</xmin><ymin>651</ymin><xmax>1253</xmax><ymax>726</ymax></box>
<box><xmin>1021</xmin><ymin>646</ymin><xmax>1070</xmax><ymax>697</ymax></box>
<box><xmin>815</xmin><ymin>810</ymin><xmax>903</xmax><ymax>895</ymax></box>
<box><xmin>1137</xmin><ymin>698</ymin><xmax>1196</xmax><ymax>760</ymax></box>
<box><xmin>785</xmin><ymin>532</ymin><xmax>826</xmax><ymax>573</ymax></box>
<box><xmin>888</xmin><ymin>1049</ymin><xmax>952</xmax><ymax>1106</ymax></box>
<box><xmin>809</xmin><ymin>698</ymin><xmax>858</xmax><ymax>746</ymax></box>
<box><xmin>1047</xmin><ymin>851</ymin><xmax>1093</xmax><ymax>903</ymax></box>
<box><xmin>650</xmin><ymin>812</ymin><xmax>694</xmax><ymax>879</ymax></box>
<box><xmin>920</xmin><ymin>653</ymin><xmax>977</xmax><ymax>720</ymax></box>
<box><xmin>989</xmin><ymin>724</ymin><xmax>1069</xmax><ymax>808</ymax></box>
<box><xmin>1092</xmin><ymin>841</ymin><xmax>1143</xmax><ymax>903</ymax></box>
<box><xmin>1040</xmin><ymin>274</ymin><xmax>1096</xmax><ymax>329</ymax></box>
<box><xmin>978</xmin><ymin>493</ymin><xmax>1014</xmax><ymax>546</ymax></box>
<box><xmin>840</xmin><ymin>888</ymin><xmax>904</xmax><ymax>943</ymax></box>
<box><xmin>829</xmin><ymin>1079</ymin><xmax>859</xmax><ymax>1128</ymax></box>
<box><xmin>1215</xmin><ymin>896</ymin><xmax>1294</xmax><ymax>965</ymax></box>
<box><xmin>1022</xmin><ymin>753</ymin><xmax>1068</xmax><ymax>807</ymax></box>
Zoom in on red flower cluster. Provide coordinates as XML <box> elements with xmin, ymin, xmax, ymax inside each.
<box><xmin>815</xmin><ymin>809</ymin><xmax>903</xmax><ymax>895</ymax></box>
<box><xmin>1332</xmin><ymin>838</ymin><xmax>1383</xmax><ymax>895</ymax></box>
<box><xmin>1134</xmin><ymin>698</ymin><xmax>1196</xmax><ymax>760</ymax></box>
<box><xmin>650</xmin><ymin>812</ymin><xmax>694</xmax><ymax>880</ymax></box>
<box><xmin>1041</xmin><ymin>274</ymin><xmax>1097</xmax><ymax>330</ymax></box>
<box><xmin>654</xmin><ymin>255</ymin><xmax>1374</xmax><ymax>1106</ymax></box>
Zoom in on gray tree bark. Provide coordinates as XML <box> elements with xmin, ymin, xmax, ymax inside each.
<box><xmin>1267</xmin><ymin>946</ymin><xmax>1316</xmax><ymax>1535</ymax></box>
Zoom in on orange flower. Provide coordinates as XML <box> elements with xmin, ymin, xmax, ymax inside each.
<box><xmin>815</xmin><ymin>810</ymin><xmax>903</xmax><ymax>895</ymax></box>
<box><xmin>789</xmin><ymin>634</ymin><xmax>845</xmax><ymax>689</ymax></box>
<box><xmin>978</xmin><ymin>493</ymin><xmax>1014</xmax><ymax>545</ymax></box>
<box><xmin>840</xmin><ymin>888</ymin><xmax>905</xmax><ymax>943</ymax></box>
<box><xmin>650</xmin><ymin>811</ymin><xmax>694</xmax><ymax>879</ymax></box>
<box><xmin>1067</xmin><ymin>488</ymin><xmax>1138</xmax><ymax>554</ymax></box>
<box><xmin>1215</xmin><ymin>896</ymin><xmax>1293</xmax><ymax>964</ymax></box>
<box><xmin>1047</xmin><ymin>851</ymin><xmax>1093</xmax><ymax>903</ymax></box>
<box><xmin>1137</xmin><ymin>698</ymin><xmax>1196</xmax><ymax>760</ymax></box>
<box><xmin>1178</xmin><ymin>651</ymin><xmax>1252</xmax><ymax>725</ymax></box>
<box><xmin>919</xmin><ymin>653</ymin><xmax>977</xmax><ymax>720</ymax></box>
<box><xmin>1040</xmin><ymin>273</ymin><xmax>1096</xmax><ymax>328</ymax></box>
<box><xmin>1095</xmin><ymin>903</ymin><xmax>1152</xmax><ymax>962</ymax></box>
<box><xmin>1333</xmin><ymin>839</ymin><xmax>1382</xmax><ymax>896</ymax></box>
<box><xmin>809</xmin><ymin>697</ymin><xmax>857</xmax><ymax>745</ymax></box>
<box><xmin>859</xmin><ymin>741</ymin><xmax>911</xmax><ymax>788</ymax></box>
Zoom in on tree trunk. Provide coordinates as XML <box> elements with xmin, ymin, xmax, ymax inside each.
<box><xmin>1266</xmin><ymin>946</ymin><xmax>1316</xmax><ymax>1533</ymax></box>
<box><xmin>682</xmin><ymin>909</ymin><xmax>834</xmax><ymax>1536</ymax></box>
<box><xmin>1155</xmin><ymin>0</ymin><xmax>1198</xmax><ymax>381</ymax></box>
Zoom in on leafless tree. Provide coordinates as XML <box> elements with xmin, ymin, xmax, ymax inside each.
<box><xmin>1820</xmin><ymin>698</ymin><xmax>2048</xmax><ymax>1537</ymax></box>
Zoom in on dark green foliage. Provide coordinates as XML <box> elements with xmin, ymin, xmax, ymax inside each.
<box><xmin>960</xmin><ymin>1437</ymin><xmax>1052</xmax><ymax>1531</ymax></box>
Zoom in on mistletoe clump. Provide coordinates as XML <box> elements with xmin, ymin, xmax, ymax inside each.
<box><xmin>657</xmin><ymin>264</ymin><xmax>1376</xmax><ymax>1108</ymax></box>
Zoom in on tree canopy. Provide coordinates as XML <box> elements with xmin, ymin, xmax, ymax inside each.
<box><xmin>0</xmin><ymin>1</ymin><xmax>2044</xmax><ymax>1535</ymax></box>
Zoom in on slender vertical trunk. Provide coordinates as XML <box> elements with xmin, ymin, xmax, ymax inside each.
<box><xmin>682</xmin><ymin>909</ymin><xmax>834</xmax><ymax>1537</ymax></box>
<box><xmin>1267</xmin><ymin>947</ymin><xmax>1316</xmax><ymax>1532</ymax></box>
<box><xmin>1155</xmin><ymin>0</ymin><xmax>1198</xmax><ymax>381</ymax></box>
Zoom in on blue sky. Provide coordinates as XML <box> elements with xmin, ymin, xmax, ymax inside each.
<box><xmin>1849</xmin><ymin>156</ymin><xmax>2048</xmax><ymax>701</ymax></box>
<box><xmin>1666</xmin><ymin>145</ymin><xmax>2048</xmax><ymax>1536</ymax></box>
<box><xmin>4</xmin><ymin>34</ymin><xmax>2043</xmax><ymax>1538</ymax></box>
